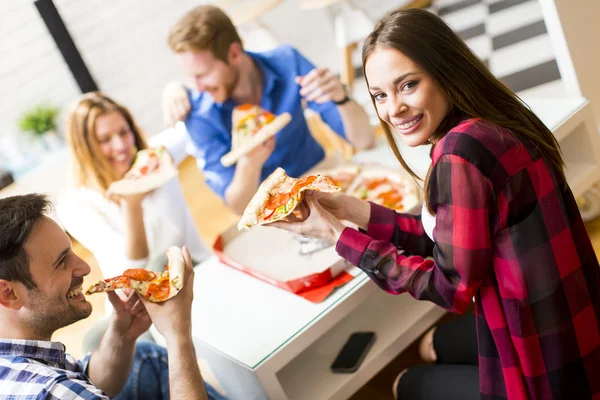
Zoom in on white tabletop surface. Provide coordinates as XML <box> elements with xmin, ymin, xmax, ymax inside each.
<box><xmin>191</xmin><ymin>257</ymin><xmax>368</xmax><ymax>369</ymax></box>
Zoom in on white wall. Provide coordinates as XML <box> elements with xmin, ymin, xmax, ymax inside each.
<box><xmin>539</xmin><ymin>0</ymin><xmax>600</xmax><ymax>128</ymax></box>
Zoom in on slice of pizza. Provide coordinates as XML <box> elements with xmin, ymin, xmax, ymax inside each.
<box><xmin>238</xmin><ymin>167</ymin><xmax>341</xmax><ymax>230</ymax></box>
<box><xmin>347</xmin><ymin>168</ymin><xmax>420</xmax><ymax>212</ymax></box>
<box><xmin>109</xmin><ymin>146</ymin><xmax>178</xmax><ymax>195</ymax></box>
<box><xmin>317</xmin><ymin>165</ymin><xmax>361</xmax><ymax>192</ymax></box>
<box><xmin>221</xmin><ymin>104</ymin><xmax>292</xmax><ymax>167</ymax></box>
<box><xmin>85</xmin><ymin>246</ymin><xmax>185</xmax><ymax>303</ymax></box>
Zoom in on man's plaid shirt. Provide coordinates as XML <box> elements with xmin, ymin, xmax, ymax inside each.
<box><xmin>0</xmin><ymin>339</ymin><xmax>107</xmax><ymax>399</ymax></box>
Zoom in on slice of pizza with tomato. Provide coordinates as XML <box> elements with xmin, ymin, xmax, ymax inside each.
<box><xmin>238</xmin><ymin>167</ymin><xmax>340</xmax><ymax>230</ymax></box>
<box><xmin>109</xmin><ymin>146</ymin><xmax>178</xmax><ymax>195</ymax></box>
<box><xmin>347</xmin><ymin>168</ymin><xmax>420</xmax><ymax>212</ymax></box>
<box><xmin>221</xmin><ymin>104</ymin><xmax>291</xmax><ymax>167</ymax></box>
<box><xmin>85</xmin><ymin>246</ymin><xmax>184</xmax><ymax>302</ymax></box>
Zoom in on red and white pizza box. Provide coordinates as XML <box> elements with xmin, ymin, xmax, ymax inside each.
<box><xmin>213</xmin><ymin>224</ymin><xmax>349</xmax><ymax>294</ymax></box>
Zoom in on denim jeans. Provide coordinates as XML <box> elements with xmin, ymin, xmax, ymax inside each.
<box><xmin>113</xmin><ymin>341</ymin><xmax>226</xmax><ymax>400</ymax></box>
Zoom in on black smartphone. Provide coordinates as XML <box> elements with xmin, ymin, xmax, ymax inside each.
<box><xmin>330</xmin><ymin>332</ymin><xmax>376</xmax><ymax>373</ymax></box>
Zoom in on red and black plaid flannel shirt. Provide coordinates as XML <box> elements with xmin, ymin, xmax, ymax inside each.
<box><xmin>336</xmin><ymin>119</ymin><xmax>600</xmax><ymax>399</ymax></box>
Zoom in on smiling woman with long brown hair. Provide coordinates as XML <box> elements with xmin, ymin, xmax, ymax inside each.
<box><xmin>274</xmin><ymin>9</ymin><xmax>600</xmax><ymax>400</ymax></box>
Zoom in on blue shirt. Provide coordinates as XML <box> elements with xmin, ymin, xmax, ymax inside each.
<box><xmin>0</xmin><ymin>339</ymin><xmax>106</xmax><ymax>399</ymax></box>
<box><xmin>185</xmin><ymin>44</ymin><xmax>346</xmax><ymax>199</ymax></box>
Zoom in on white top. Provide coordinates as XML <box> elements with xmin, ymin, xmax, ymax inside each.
<box><xmin>57</xmin><ymin>178</ymin><xmax>211</xmax><ymax>278</ymax></box>
<box><xmin>421</xmin><ymin>202</ymin><xmax>436</xmax><ymax>242</ymax></box>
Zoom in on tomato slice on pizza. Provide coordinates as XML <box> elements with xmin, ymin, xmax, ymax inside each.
<box><xmin>108</xmin><ymin>146</ymin><xmax>178</xmax><ymax>195</ymax></box>
<box><xmin>238</xmin><ymin>167</ymin><xmax>341</xmax><ymax>230</ymax></box>
<box><xmin>85</xmin><ymin>246</ymin><xmax>185</xmax><ymax>302</ymax></box>
<box><xmin>347</xmin><ymin>169</ymin><xmax>420</xmax><ymax>212</ymax></box>
<box><xmin>221</xmin><ymin>104</ymin><xmax>292</xmax><ymax>167</ymax></box>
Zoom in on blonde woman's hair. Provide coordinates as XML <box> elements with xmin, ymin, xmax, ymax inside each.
<box><xmin>65</xmin><ymin>92</ymin><xmax>148</xmax><ymax>191</ymax></box>
<box><xmin>168</xmin><ymin>5</ymin><xmax>242</xmax><ymax>62</ymax></box>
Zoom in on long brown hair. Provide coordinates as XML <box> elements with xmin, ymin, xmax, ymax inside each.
<box><xmin>362</xmin><ymin>9</ymin><xmax>564</xmax><ymax>213</ymax></box>
<box><xmin>65</xmin><ymin>92</ymin><xmax>148</xmax><ymax>191</ymax></box>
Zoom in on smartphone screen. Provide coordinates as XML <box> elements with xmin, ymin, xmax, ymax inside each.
<box><xmin>331</xmin><ymin>332</ymin><xmax>376</xmax><ymax>373</ymax></box>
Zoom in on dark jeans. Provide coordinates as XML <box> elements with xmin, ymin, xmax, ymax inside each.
<box><xmin>396</xmin><ymin>313</ymin><xmax>479</xmax><ymax>400</ymax></box>
<box><xmin>113</xmin><ymin>341</ymin><xmax>226</xmax><ymax>400</ymax></box>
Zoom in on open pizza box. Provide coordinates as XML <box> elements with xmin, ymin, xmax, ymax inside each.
<box><xmin>213</xmin><ymin>224</ymin><xmax>350</xmax><ymax>294</ymax></box>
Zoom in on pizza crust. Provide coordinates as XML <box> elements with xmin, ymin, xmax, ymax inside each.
<box><xmin>221</xmin><ymin>113</ymin><xmax>292</xmax><ymax>167</ymax></box>
<box><xmin>238</xmin><ymin>167</ymin><xmax>288</xmax><ymax>230</ymax></box>
<box><xmin>166</xmin><ymin>246</ymin><xmax>184</xmax><ymax>293</ymax></box>
<box><xmin>108</xmin><ymin>168</ymin><xmax>178</xmax><ymax>195</ymax></box>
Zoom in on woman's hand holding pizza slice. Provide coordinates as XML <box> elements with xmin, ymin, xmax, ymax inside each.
<box><xmin>237</xmin><ymin>167</ymin><xmax>342</xmax><ymax>231</ymax></box>
<box><xmin>271</xmin><ymin>191</ymin><xmax>347</xmax><ymax>244</ymax></box>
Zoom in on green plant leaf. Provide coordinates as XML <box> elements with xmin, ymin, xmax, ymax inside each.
<box><xmin>18</xmin><ymin>104</ymin><xmax>59</xmax><ymax>136</ymax></box>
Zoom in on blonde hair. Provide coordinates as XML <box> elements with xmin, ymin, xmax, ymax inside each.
<box><xmin>66</xmin><ymin>92</ymin><xmax>148</xmax><ymax>191</ymax></box>
<box><xmin>168</xmin><ymin>5</ymin><xmax>242</xmax><ymax>62</ymax></box>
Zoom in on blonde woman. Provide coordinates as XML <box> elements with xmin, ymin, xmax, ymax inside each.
<box><xmin>58</xmin><ymin>92</ymin><xmax>211</xmax><ymax>281</ymax></box>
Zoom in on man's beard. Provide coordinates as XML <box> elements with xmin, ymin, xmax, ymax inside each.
<box><xmin>25</xmin><ymin>287</ymin><xmax>92</xmax><ymax>339</ymax></box>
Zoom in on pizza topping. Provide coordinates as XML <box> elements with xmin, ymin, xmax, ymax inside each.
<box><xmin>122</xmin><ymin>147</ymin><xmax>166</xmax><ymax>180</ymax></box>
<box><xmin>236</xmin><ymin>104</ymin><xmax>255</xmax><ymax>111</ymax></box>
<box><xmin>291</xmin><ymin>176</ymin><xmax>317</xmax><ymax>196</ymax></box>
<box><xmin>265</xmin><ymin>192</ymin><xmax>291</xmax><ymax>210</ymax></box>
<box><xmin>351</xmin><ymin>175</ymin><xmax>412</xmax><ymax>211</ymax></box>
<box><xmin>146</xmin><ymin>278</ymin><xmax>170</xmax><ymax>300</ymax></box>
<box><xmin>237</xmin><ymin>110</ymin><xmax>277</xmax><ymax>137</ymax></box>
<box><xmin>105</xmin><ymin>275</ymin><xmax>130</xmax><ymax>286</ymax></box>
<box><xmin>123</xmin><ymin>268</ymin><xmax>156</xmax><ymax>282</ymax></box>
<box><xmin>261</xmin><ymin>111</ymin><xmax>275</xmax><ymax>124</ymax></box>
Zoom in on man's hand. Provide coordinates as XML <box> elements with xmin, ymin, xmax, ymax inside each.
<box><xmin>139</xmin><ymin>246</ymin><xmax>195</xmax><ymax>342</ymax></box>
<box><xmin>162</xmin><ymin>81</ymin><xmax>191</xmax><ymax>128</ymax></box>
<box><xmin>238</xmin><ymin>137</ymin><xmax>276</xmax><ymax>168</ymax></box>
<box><xmin>106</xmin><ymin>289</ymin><xmax>152</xmax><ymax>343</ymax></box>
<box><xmin>296</xmin><ymin>67</ymin><xmax>346</xmax><ymax>104</ymax></box>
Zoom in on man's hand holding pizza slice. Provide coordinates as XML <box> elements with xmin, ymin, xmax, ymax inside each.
<box><xmin>220</xmin><ymin>104</ymin><xmax>291</xmax><ymax>167</ymax></box>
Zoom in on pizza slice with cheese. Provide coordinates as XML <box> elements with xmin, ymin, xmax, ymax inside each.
<box><xmin>238</xmin><ymin>167</ymin><xmax>340</xmax><ymax>230</ymax></box>
<box><xmin>109</xmin><ymin>146</ymin><xmax>178</xmax><ymax>195</ymax></box>
<box><xmin>220</xmin><ymin>104</ymin><xmax>292</xmax><ymax>167</ymax></box>
<box><xmin>85</xmin><ymin>246</ymin><xmax>185</xmax><ymax>302</ymax></box>
<box><xmin>347</xmin><ymin>168</ymin><xmax>420</xmax><ymax>212</ymax></box>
